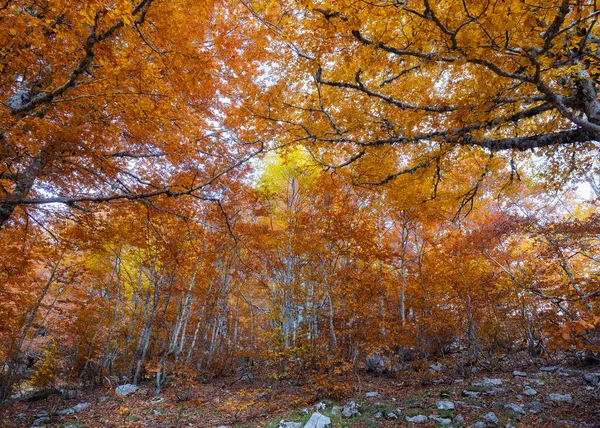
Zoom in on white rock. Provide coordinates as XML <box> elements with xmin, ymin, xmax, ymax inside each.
<box><xmin>436</xmin><ymin>400</ymin><xmax>455</xmax><ymax>410</ymax></box>
<box><xmin>513</xmin><ymin>371</ymin><xmax>527</xmax><ymax>377</ymax></box>
<box><xmin>341</xmin><ymin>401</ymin><xmax>360</xmax><ymax>418</ymax></box>
<box><xmin>365</xmin><ymin>391</ymin><xmax>378</xmax><ymax>398</ymax></box>
<box><xmin>523</xmin><ymin>388</ymin><xmax>537</xmax><ymax>396</ymax></box>
<box><xmin>547</xmin><ymin>393</ymin><xmax>572</xmax><ymax>402</ymax></box>
<box><xmin>315</xmin><ymin>402</ymin><xmax>326</xmax><ymax>411</ymax></box>
<box><xmin>474</xmin><ymin>422</ymin><xmax>486</xmax><ymax>428</ymax></box>
<box><xmin>304</xmin><ymin>413</ymin><xmax>331</xmax><ymax>428</ymax></box>
<box><xmin>115</xmin><ymin>384</ymin><xmax>138</xmax><ymax>396</ymax></box>
<box><xmin>433</xmin><ymin>416</ymin><xmax>452</xmax><ymax>425</ymax></box>
<box><xmin>473</xmin><ymin>378</ymin><xmax>503</xmax><ymax>388</ymax></box>
<box><xmin>540</xmin><ymin>365</ymin><xmax>558</xmax><ymax>372</ymax></box>
<box><xmin>430</xmin><ymin>362</ymin><xmax>442</xmax><ymax>372</ymax></box>
<box><xmin>455</xmin><ymin>415</ymin><xmax>465</xmax><ymax>423</ymax></box>
<box><xmin>583</xmin><ymin>373</ymin><xmax>599</xmax><ymax>386</ymax></box>
<box><xmin>57</xmin><ymin>402</ymin><xmax>90</xmax><ymax>416</ymax></box>
<box><xmin>483</xmin><ymin>411</ymin><xmax>499</xmax><ymax>424</ymax></box>
<box><xmin>525</xmin><ymin>401</ymin><xmax>543</xmax><ymax>414</ymax></box>
<box><xmin>405</xmin><ymin>414</ymin><xmax>428</xmax><ymax>423</ymax></box>
<box><xmin>279</xmin><ymin>421</ymin><xmax>302</xmax><ymax>428</ymax></box>
<box><xmin>386</xmin><ymin>412</ymin><xmax>398</xmax><ymax>419</ymax></box>
<box><xmin>504</xmin><ymin>403</ymin><xmax>526</xmax><ymax>414</ymax></box>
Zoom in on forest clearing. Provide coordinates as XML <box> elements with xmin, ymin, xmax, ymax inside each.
<box><xmin>1</xmin><ymin>0</ymin><xmax>599</xmax><ymax>426</ymax></box>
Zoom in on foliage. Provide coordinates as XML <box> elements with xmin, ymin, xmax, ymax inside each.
<box><xmin>0</xmin><ymin>0</ymin><xmax>598</xmax><ymax>400</ymax></box>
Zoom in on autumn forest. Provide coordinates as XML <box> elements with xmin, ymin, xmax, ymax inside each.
<box><xmin>1</xmin><ymin>1</ymin><xmax>599</xmax><ymax>427</ymax></box>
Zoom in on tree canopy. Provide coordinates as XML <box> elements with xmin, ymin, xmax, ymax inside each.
<box><xmin>0</xmin><ymin>0</ymin><xmax>598</xmax><ymax>409</ymax></box>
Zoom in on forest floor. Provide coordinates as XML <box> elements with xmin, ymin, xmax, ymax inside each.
<box><xmin>1</xmin><ymin>363</ymin><xmax>599</xmax><ymax>427</ymax></box>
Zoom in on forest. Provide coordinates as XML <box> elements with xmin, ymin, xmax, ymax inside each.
<box><xmin>0</xmin><ymin>0</ymin><xmax>599</xmax><ymax>427</ymax></box>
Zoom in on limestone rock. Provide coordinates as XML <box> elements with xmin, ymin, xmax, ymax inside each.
<box><xmin>405</xmin><ymin>414</ymin><xmax>428</xmax><ymax>423</ymax></box>
<box><xmin>115</xmin><ymin>384</ymin><xmax>138</xmax><ymax>396</ymax></box>
<box><xmin>304</xmin><ymin>413</ymin><xmax>331</xmax><ymax>428</ymax></box>
<box><xmin>583</xmin><ymin>373</ymin><xmax>599</xmax><ymax>386</ymax></box>
<box><xmin>483</xmin><ymin>412</ymin><xmax>499</xmax><ymax>424</ymax></box>
<box><xmin>504</xmin><ymin>403</ymin><xmax>526</xmax><ymax>414</ymax></box>
<box><xmin>547</xmin><ymin>393</ymin><xmax>572</xmax><ymax>402</ymax></box>
<box><xmin>279</xmin><ymin>421</ymin><xmax>302</xmax><ymax>428</ymax></box>
<box><xmin>56</xmin><ymin>402</ymin><xmax>90</xmax><ymax>416</ymax></box>
<box><xmin>436</xmin><ymin>400</ymin><xmax>455</xmax><ymax>410</ymax></box>
<box><xmin>341</xmin><ymin>401</ymin><xmax>360</xmax><ymax>418</ymax></box>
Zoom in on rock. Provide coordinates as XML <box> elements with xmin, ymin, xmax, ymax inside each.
<box><xmin>150</xmin><ymin>396</ymin><xmax>164</xmax><ymax>403</ymax></box>
<box><xmin>560</xmin><ymin>369</ymin><xmax>584</xmax><ymax>377</ymax></box>
<box><xmin>115</xmin><ymin>383</ymin><xmax>138</xmax><ymax>396</ymax></box>
<box><xmin>462</xmin><ymin>390</ymin><xmax>481</xmax><ymax>398</ymax></box>
<box><xmin>240</xmin><ymin>372</ymin><xmax>255</xmax><ymax>382</ymax></box>
<box><xmin>523</xmin><ymin>388</ymin><xmax>537</xmax><ymax>396</ymax></box>
<box><xmin>473</xmin><ymin>378</ymin><xmax>503</xmax><ymax>388</ymax></box>
<box><xmin>483</xmin><ymin>412</ymin><xmax>499</xmax><ymax>424</ymax></box>
<box><xmin>341</xmin><ymin>401</ymin><xmax>360</xmax><ymax>418</ymax></box>
<box><xmin>56</xmin><ymin>402</ymin><xmax>90</xmax><ymax>416</ymax></box>
<box><xmin>315</xmin><ymin>402</ymin><xmax>326</xmax><ymax>411</ymax></box>
<box><xmin>61</xmin><ymin>389</ymin><xmax>78</xmax><ymax>400</ymax></box>
<box><xmin>304</xmin><ymin>412</ymin><xmax>331</xmax><ymax>428</ymax></box>
<box><xmin>330</xmin><ymin>405</ymin><xmax>340</xmax><ymax>416</ymax></box>
<box><xmin>279</xmin><ymin>421</ymin><xmax>302</xmax><ymax>428</ymax></box>
<box><xmin>429</xmin><ymin>362</ymin><xmax>443</xmax><ymax>372</ymax></box>
<box><xmin>474</xmin><ymin>422</ymin><xmax>486</xmax><ymax>428</ymax></box>
<box><xmin>365</xmin><ymin>391</ymin><xmax>378</xmax><ymax>398</ymax></box>
<box><xmin>585</xmin><ymin>386</ymin><xmax>595</xmax><ymax>391</ymax></box>
<box><xmin>540</xmin><ymin>365</ymin><xmax>558</xmax><ymax>372</ymax></box>
<box><xmin>583</xmin><ymin>373</ymin><xmax>599</xmax><ymax>386</ymax></box>
<box><xmin>433</xmin><ymin>416</ymin><xmax>453</xmax><ymax>425</ymax></box>
<box><xmin>455</xmin><ymin>415</ymin><xmax>465</xmax><ymax>424</ymax></box>
<box><xmin>532</xmin><ymin>379</ymin><xmax>545</xmax><ymax>386</ymax></box>
<box><xmin>436</xmin><ymin>400</ymin><xmax>455</xmax><ymax>410</ymax></box>
<box><xmin>484</xmin><ymin>388</ymin><xmax>506</xmax><ymax>396</ymax></box>
<box><xmin>547</xmin><ymin>393</ymin><xmax>572</xmax><ymax>402</ymax></box>
<box><xmin>405</xmin><ymin>414</ymin><xmax>428</xmax><ymax>423</ymax></box>
<box><xmin>515</xmin><ymin>394</ymin><xmax>523</xmax><ymax>401</ymax></box>
<box><xmin>504</xmin><ymin>403</ymin><xmax>526</xmax><ymax>414</ymax></box>
<box><xmin>513</xmin><ymin>371</ymin><xmax>527</xmax><ymax>377</ymax></box>
<box><xmin>64</xmin><ymin>425</ymin><xmax>80</xmax><ymax>428</ymax></box>
<box><xmin>386</xmin><ymin>412</ymin><xmax>398</xmax><ymax>419</ymax></box>
<box><xmin>300</xmin><ymin>408</ymin><xmax>310</xmax><ymax>415</ymax></box>
<box><xmin>365</xmin><ymin>353</ymin><xmax>391</xmax><ymax>373</ymax></box>
<box><xmin>31</xmin><ymin>416</ymin><xmax>50</xmax><ymax>427</ymax></box>
<box><xmin>374</xmin><ymin>412</ymin><xmax>382</xmax><ymax>419</ymax></box>
<box><xmin>524</xmin><ymin>401</ymin><xmax>543</xmax><ymax>414</ymax></box>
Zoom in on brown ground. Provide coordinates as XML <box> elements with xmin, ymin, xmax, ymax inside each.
<box><xmin>1</xmin><ymin>365</ymin><xmax>599</xmax><ymax>427</ymax></box>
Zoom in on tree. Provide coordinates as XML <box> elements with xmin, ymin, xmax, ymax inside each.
<box><xmin>245</xmin><ymin>0</ymin><xmax>600</xmax><ymax>189</ymax></box>
<box><xmin>0</xmin><ymin>0</ymin><xmax>262</xmax><ymax>229</ymax></box>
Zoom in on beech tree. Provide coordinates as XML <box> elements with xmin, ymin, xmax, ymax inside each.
<box><xmin>0</xmin><ymin>0</ymin><xmax>263</xmax><ymax>228</ymax></box>
<box><xmin>0</xmin><ymin>0</ymin><xmax>598</xmax><ymax>403</ymax></box>
<box><xmin>245</xmin><ymin>0</ymin><xmax>600</xmax><ymax>188</ymax></box>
